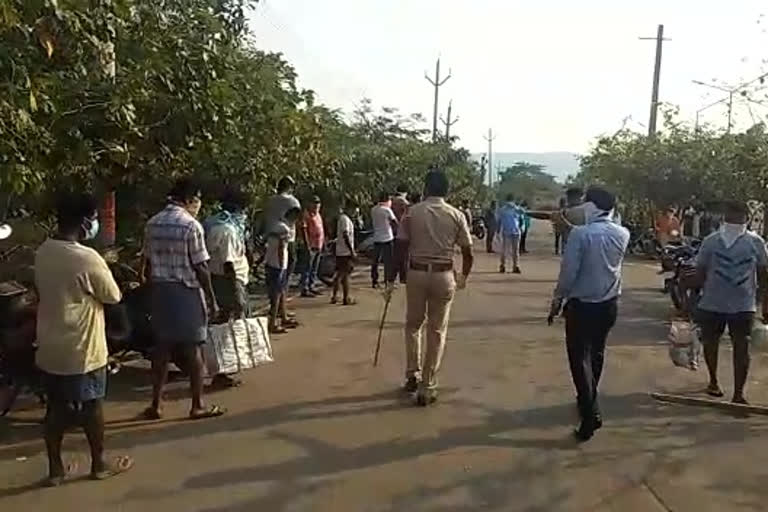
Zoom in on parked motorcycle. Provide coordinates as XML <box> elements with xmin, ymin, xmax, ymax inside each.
<box><xmin>472</xmin><ymin>218</ymin><xmax>487</xmax><ymax>240</ymax></box>
<box><xmin>659</xmin><ymin>238</ymin><xmax>701</xmax><ymax>315</ymax></box>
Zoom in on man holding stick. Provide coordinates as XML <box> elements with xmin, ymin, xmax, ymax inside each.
<box><xmin>397</xmin><ymin>169</ymin><xmax>474</xmax><ymax>406</ymax></box>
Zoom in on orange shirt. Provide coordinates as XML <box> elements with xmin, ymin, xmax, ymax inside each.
<box><xmin>303</xmin><ymin>211</ymin><xmax>325</xmax><ymax>249</ymax></box>
<box><xmin>656</xmin><ymin>214</ymin><xmax>680</xmax><ymax>235</ymax></box>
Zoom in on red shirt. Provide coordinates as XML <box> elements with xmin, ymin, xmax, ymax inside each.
<box><xmin>303</xmin><ymin>211</ymin><xmax>325</xmax><ymax>249</ymax></box>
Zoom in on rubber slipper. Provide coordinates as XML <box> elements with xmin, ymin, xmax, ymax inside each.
<box><xmin>283</xmin><ymin>318</ymin><xmax>300</xmax><ymax>328</ymax></box>
<box><xmin>90</xmin><ymin>455</ymin><xmax>134</xmax><ymax>481</ymax></box>
<box><xmin>189</xmin><ymin>405</ymin><xmax>226</xmax><ymax>420</ymax></box>
<box><xmin>706</xmin><ymin>385</ymin><xmax>724</xmax><ymax>398</ymax></box>
<box><xmin>140</xmin><ymin>407</ymin><xmax>162</xmax><ymax>420</ymax></box>
<box><xmin>43</xmin><ymin>460</ymin><xmax>79</xmax><ymax>487</ymax></box>
<box><xmin>343</xmin><ymin>298</ymin><xmax>357</xmax><ymax>306</ymax></box>
<box><xmin>269</xmin><ymin>326</ymin><xmax>288</xmax><ymax>334</ymax></box>
<box><xmin>210</xmin><ymin>376</ymin><xmax>242</xmax><ymax>389</ymax></box>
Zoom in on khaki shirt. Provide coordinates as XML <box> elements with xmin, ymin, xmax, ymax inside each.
<box><xmin>401</xmin><ymin>197</ymin><xmax>472</xmax><ymax>264</ymax></box>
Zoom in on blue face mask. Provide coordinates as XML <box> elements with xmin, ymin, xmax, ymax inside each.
<box><xmin>83</xmin><ymin>218</ymin><xmax>99</xmax><ymax>240</ymax></box>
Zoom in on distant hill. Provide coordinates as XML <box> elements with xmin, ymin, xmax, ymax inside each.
<box><xmin>473</xmin><ymin>152</ymin><xmax>580</xmax><ymax>183</ymax></box>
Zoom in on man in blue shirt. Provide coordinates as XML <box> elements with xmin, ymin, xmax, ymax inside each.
<box><xmin>496</xmin><ymin>194</ymin><xmax>524</xmax><ymax>274</ymax></box>
<box><xmin>548</xmin><ymin>186</ymin><xmax>629</xmax><ymax>442</ymax></box>
<box><xmin>693</xmin><ymin>200</ymin><xmax>768</xmax><ymax>404</ymax></box>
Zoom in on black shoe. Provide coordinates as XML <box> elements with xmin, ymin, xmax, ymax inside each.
<box><xmin>372</xmin><ymin>283</ymin><xmax>380</xmax><ymax>289</ymax></box>
<box><xmin>301</xmin><ymin>290</ymin><xmax>315</xmax><ymax>298</ymax></box>
<box><xmin>416</xmin><ymin>391</ymin><xmax>438</xmax><ymax>407</ymax></box>
<box><xmin>513</xmin><ymin>267</ymin><xmax>522</xmax><ymax>274</ymax></box>
<box><xmin>499</xmin><ymin>265</ymin><xmax>506</xmax><ymax>273</ymax></box>
<box><xmin>403</xmin><ymin>377</ymin><xmax>419</xmax><ymax>393</ymax></box>
<box><xmin>573</xmin><ymin>424</ymin><xmax>594</xmax><ymax>442</ymax></box>
<box><xmin>594</xmin><ymin>414</ymin><xmax>603</xmax><ymax>430</ymax></box>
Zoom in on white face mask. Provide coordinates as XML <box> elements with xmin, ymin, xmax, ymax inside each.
<box><xmin>581</xmin><ymin>201</ymin><xmax>613</xmax><ymax>224</ymax></box>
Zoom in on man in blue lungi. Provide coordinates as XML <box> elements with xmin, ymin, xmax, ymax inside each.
<box><xmin>142</xmin><ymin>179</ymin><xmax>224</xmax><ymax>420</ymax></box>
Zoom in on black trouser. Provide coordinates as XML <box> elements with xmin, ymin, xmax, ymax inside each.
<box><xmin>564</xmin><ymin>298</ymin><xmax>618</xmax><ymax>426</ymax></box>
<box><xmin>393</xmin><ymin>239</ymin><xmax>409</xmax><ymax>284</ymax></box>
<box><xmin>486</xmin><ymin>229</ymin><xmax>495</xmax><ymax>253</ymax></box>
<box><xmin>371</xmin><ymin>241</ymin><xmax>394</xmax><ymax>285</ymax></box>
<box><xmin>554</xmin><ymin>232</ymin><xmax>562</xmax><ymax>255</ymax></box>
<box><xmin>520</xmin><ymin>229</ymin><xmax>528</xmax><ymax>253</ymax></box>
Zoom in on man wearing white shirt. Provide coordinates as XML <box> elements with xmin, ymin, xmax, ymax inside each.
<box><xmin>370</xmin><ymin>192</ymin><xmax>398</xmax><ymax>289</ymax></box>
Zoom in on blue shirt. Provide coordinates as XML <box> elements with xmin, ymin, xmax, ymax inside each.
<box><xmin>497</xmin><ymin>203</ymin><xmax>523</xmax><ymax>236</ymax></box>
<box><xmin>696</xmin><ymin>231</ymin><xmax>768</xmax><ymax>314</ymax></box>
<box><xmin>554</xmin><ymin>217</ymin><xmax>630</xmax><ymax>303</ymax></box>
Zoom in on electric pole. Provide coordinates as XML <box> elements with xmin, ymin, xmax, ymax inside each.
<box><xmin>440</xmin><ymin>99</ymin><xmax>459</xmax><ymax>140</ymax></box>
<box><xmin>425</xmin><ymin>58</ymin><xmax>451</xmax><ymax>142</ymax></box>
<box><xmin>640</xmin><ymin>24</ymin><xmax>669</xmax><ymax>137</ymax></box>
<box><xmin>483</xmin><ymin>128</ymin><xmax>496</xmax><ymax>187</ymax></box>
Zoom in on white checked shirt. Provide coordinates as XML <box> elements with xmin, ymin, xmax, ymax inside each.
<box><xmin>145</xmin><ymin>205</ymin><xmax>209</xmax><ymax>288</ymax></box>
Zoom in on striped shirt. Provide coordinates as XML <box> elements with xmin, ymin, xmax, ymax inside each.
<box><xmin>145</xmin><ymin>205</ymin><xmax>209</xmax><ymax>288</ymax></box>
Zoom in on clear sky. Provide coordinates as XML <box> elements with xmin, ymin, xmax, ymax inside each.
<box><xmin>248</xmin><ymin>0</ymin><xmax>768</xmax><ymax>154</ymax></box>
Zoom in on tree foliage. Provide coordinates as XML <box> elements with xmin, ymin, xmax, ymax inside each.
<box><xmin>0</xmin><ymin>0</ymin><xmax>484</xmax><ymax>234</ymax></box>
<box><xmin>495</xmin><ymin>162</ymin><xmax>561</xmax><ymax>206</ymax></box>
<box><xmin>578</xmin><ymin>120</ymin><xmax>768</xmax><ymax>225</ymax></box>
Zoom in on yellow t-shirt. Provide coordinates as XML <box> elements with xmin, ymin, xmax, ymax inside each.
<box><xmin>35</xmin><ymin>239</ymin><xmax>121</xmax><ymax>375</ymax></box>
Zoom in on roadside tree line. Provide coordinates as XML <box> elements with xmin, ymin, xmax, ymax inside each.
<box><xmin>1</xmin><ymin>0</ymin><xmax>484</xmax><ymax>242</ymax></box>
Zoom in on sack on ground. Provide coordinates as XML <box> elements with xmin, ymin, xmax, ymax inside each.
<box><xmin>668</xmin><ymin>320</ymin><xmax>701</xmax><ymax>371</ymax></box>
<box><xmin>204</xmin><ymin>317</ymin><xmax>273</xmax><ymax>375</ymax></box>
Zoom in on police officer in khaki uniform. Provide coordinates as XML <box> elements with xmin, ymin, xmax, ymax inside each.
<box><xmin>397</xmin><ymin>169</ymin><xmax>474</xmax><ymax>406</ymax></box>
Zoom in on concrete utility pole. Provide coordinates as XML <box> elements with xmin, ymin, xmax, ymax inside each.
<box><xmin>640</xmin><ymin>25</ymin><xmax>669</xmax><ymax>137</ymax></box>
<box><xmin>483</xmin><ymin>128</ymin><xmax>496</xmax><ymax>187</ymax></box>
<box><xmin>440</xmin><ymin>99</ymin><xmax>459</xmax><ymax>140</ymax></box>
<box><xmin>425</xmin><ymin>58</ymin><xmax>451</xmax><ymax>142</ymax></box>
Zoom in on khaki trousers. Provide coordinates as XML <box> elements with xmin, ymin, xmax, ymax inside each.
<box><xmin>404</xmin><ymin>268</ymin><xmax>456</xmax><ymax>390</ymax></box>
<box><xmin>499</xmin><ymin>234</ymin><xmax>520</xmax><ymax>269</ymax></box>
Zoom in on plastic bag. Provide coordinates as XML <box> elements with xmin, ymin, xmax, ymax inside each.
<box><xmin>204</xmin><ymin>317</ymin><xmax>273</xmax><ymax>375</ymax></box>
<box><xmin>491</xmin><ymin>234</ymin><xmax>502</xmax><ymax>254</ymax></box>
<box><xmin>668</xmin><ymin>320</ymin><xmax>701</xmax><ymax>371</ymax></box>
<box><xmin>751</xmin><ymin>321</ymin><xmax>768</xmax><ymax>352</ymax></box>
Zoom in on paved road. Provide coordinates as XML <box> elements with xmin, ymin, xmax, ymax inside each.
<box><xmin>3</xmin><ymin>225</ymin><xmax>768</xmax><ymax>511</ymax></box>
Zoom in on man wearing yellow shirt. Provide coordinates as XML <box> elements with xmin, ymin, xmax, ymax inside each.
<box><xmin>35</xmin><ymin>193</ymin><xmax>132</xmax><ymax>486</ymax></box>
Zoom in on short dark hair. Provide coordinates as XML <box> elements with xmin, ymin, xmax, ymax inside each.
<box><xmin>396</xmin><ymin>184</ymin><xmax>408</xmax><ymax>194</ymax></box>
<box><xmin>566</xmin><ymin>187</ymin><xmax>583</xmax><ymax>200</ymax></box>
<box><xmin>284</xmin><ymin>206</ymin><xmax>302</xmax><ymax>220</ymax></box>
<box><xmin>505</xmin><ymin>193</ymin><xmax>515</xmax><ymax>202</ymax></box>
<box><xmin>169</xmin><ymin>178</ymin><xmax>201</xmax><ymax>202</ymax></box>
<box><xmin>277</xmin><ymin>176</ymin><xmax>295</xmax><ymax>193</ymax></box>
<box><xmin>378</xmin><ymin>191</ymin><xmax>390</xmax><ymax>203</ymax></box>
<box><xmin>424</xmin><ymin>169</ymin><xmax>449</xmax><ymax>197</ymax></box>
<box><xmin>221</xmin><ymin>187</ymin><xmax>248</xmax><ymax>212</ymax></box>
<box><xmin>584</xmin><ymin>186</ymin><xmax>616</xmax><ymax>211</ymax></box>
<box><xmin>724</xmin><ymin>200</ymin><xmax>749</xmax><ymax>219</ymax></box>
<box><xmin>56</xmin><ymin>192</ymin><xmax>98</xmax><ymax>231</ymax></box>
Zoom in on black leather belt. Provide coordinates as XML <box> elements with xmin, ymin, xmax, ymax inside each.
<box><xmin>410</xmin><ymin>261</ymin><xmax>453</xmax><ymax>272</ymax></box>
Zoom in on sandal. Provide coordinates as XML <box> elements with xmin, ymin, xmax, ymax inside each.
<box><xmin>269</xmin><ymin>325</ymin><xmax>288</xmax><ymax>334</ymax></box>
<box><xmin>140</xmin><ymin>407</ymin><xmax>162</xmax><ymax>420</ymax></box>
<box><xmin>283</xmin><ymin>318</ymin><xmax>300</xmax><ymax>328</ymax></box>
<box><xmin>330</xmin><ymin>296</ymin><xmax>338</xmax><ymax>304</ymax></box>
<box><xmin>90</xmin><ymin>455</ymin><xmax>134</xmax><ymax>481</ymax></box>
<box><xmin>43</xmin><ymin>460</ymin><xmax>79</xmax><ymax>487</ymax></box>
<box><xmin>343</xmin><ymin>297</ymin><xmax>357</xmax><ymax>306</ymax></box>
<box><xmin>706</xmin><ymin>384</ymin><xmax>724</xmax><ymax>398</ymax></box>
<box><xmin>189</xmin><ymin>404</ymin><xmax>226</xmax><ymax>420</ymax></box>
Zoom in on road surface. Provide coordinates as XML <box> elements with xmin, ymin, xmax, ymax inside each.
<box><xmin>3</xmin><ymin>223</ymin><xmax>768</xmax><ymax>511</ymax></box>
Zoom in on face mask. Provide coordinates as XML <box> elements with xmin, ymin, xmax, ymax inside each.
<box><xmin>82</xmin><ymin>218</ymin><xmax>99</xmax><ymax>240</ymax></box>
<box><xmin>582</xmin><ymin>201</ymin><xmax>611</xmax><ymax>224</ymax></box>
<box><xmin>185</xmin><ymin>198</ymin><xmax>202</xmax><ymax>218</ymax></box>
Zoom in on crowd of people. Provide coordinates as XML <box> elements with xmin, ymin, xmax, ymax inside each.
<box><xmin>24</xmin><ymin>167</ymin><xmax>768</xmax><ymax>486</ymax></box>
